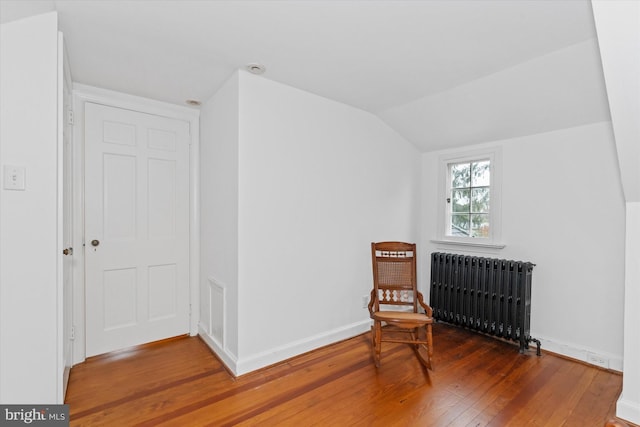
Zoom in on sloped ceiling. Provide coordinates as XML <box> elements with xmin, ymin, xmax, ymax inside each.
<box><xmin>0</xmin><ymin>0</ymin><xmax>611</xmax><ymax>151</ymax></box>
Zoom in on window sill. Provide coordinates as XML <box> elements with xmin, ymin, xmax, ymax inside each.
<box><xmin>430</xmin><ymin>239</ymin><xmax>506</xmax><ymax>250</ymax></box>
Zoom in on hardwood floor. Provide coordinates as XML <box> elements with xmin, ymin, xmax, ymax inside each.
<box><xmin>66</xmin><ymin>323</ymin><xmax>626</xmax><ymax>426</ymax></box>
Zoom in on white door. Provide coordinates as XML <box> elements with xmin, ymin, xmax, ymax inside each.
<box><xmin>85</xmin><ymin>102</ymin><xmax>190</xmax><ymax>357</ymax></box>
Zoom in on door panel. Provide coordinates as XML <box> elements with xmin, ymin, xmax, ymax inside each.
<box><xmin>148</xmin><ymin>158</ymin><xmax>176</xmax><ymax>237</ymax></box>
<box><xmin>103</xmin><ymin>153</ymin><xmax>137</xmax><ymax>240</ymax></box>
<box><xmin>103</xmin><ymin>267</ymin><xmax>137</xmax><ymax>330</ymax></box>
<box><xmin>85</xmin><ymin>102</ymin><xmax>190</xmax><ymax>357</ymax></box>
<box><xmin>148</xmin><ymin>264</ymin><xmax>177</xmax><ymax>320</ymax></box>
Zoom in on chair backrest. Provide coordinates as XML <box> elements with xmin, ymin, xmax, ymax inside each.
<box><xmin>371</xmin><ymin>242</ymin><xmax>418</xmax><ymax>313</ymax></box>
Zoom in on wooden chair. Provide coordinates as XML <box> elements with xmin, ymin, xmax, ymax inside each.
<box><xmin>368</xmin><ymin>241</ymin><xmax>434</xmax><ymax>369</ymax></box>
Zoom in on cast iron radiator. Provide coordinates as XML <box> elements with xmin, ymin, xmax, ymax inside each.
<box><xmin>429</xmin><ymin>252</ymin><xmax>541</xmax><ymax>355</ymax></box>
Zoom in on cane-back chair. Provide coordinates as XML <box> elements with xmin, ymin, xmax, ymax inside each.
<box><xmin>368</xmin><ymin>241</ymin><xmax>434</xmax><ymax>369</ymax></box>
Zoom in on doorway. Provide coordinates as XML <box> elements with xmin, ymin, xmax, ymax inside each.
<box><xmin>72</xmin><ymin>88</ymin><xmax>200</xmax><ymax>362</ymax></box>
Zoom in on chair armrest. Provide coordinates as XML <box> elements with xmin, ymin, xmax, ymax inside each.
<box><xmin>367</xmin><ymin>289</ymin><xmax>376</xmax><ymax>316</ymax></box>
<box><xmin>417</xmin><ymin>292</ymin><xmax>433</xmax><ymax>317</ymax></box>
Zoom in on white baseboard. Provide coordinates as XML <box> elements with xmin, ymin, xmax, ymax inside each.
<box><xmin>536</xmin><ymin>335</ymin><xmax>623</xmax><ymax>372</ymax></box>
<box><xmin>199</xmin><ymin>319</ymin><xmax>371</xmax><ymax>377</ymax></box>
<box><xmin>200</xmin><ymin>322</ymin><xmax>623</xmax><ymax>377</ymax></box>
<box><xmin>235</xmin><ymin>320</ymin><xmax>371</xmax><ymax>376</ymax></box>
<box><xmin>198</xmin><ymin>323</ymin><xmax>238</xmax><ymax>374</ymax></box>
<box><xmin>617</xmin><ymin>394</ymin><xmax>640</xmax><ymax>426</ymax></box>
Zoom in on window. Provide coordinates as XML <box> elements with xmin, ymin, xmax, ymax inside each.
<box><xmin>436</xmin><ymin>148</ymin><xmax>502</xmax><ymax>247</ymax></box>
<box><xmin>448</xmin><ymin>160</ymin><xmax>490</xmax><ymax>238</ymax></box>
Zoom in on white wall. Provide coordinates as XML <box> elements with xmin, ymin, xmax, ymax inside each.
<box><xmin>235</xmin><ymin>71</ymin><xmax>420</xmax><ymax>373</ymax></box>
<box><xmin>592</xmin><ymin>0</ymin><xmax>640</xmax><ymax>203</ymax></box>
<box><xmin>592</xmin><ymin>1</ymin><xmax>640</xmax><ymax>423</ymax></box>
<box><xmin>199</xmin><ymin>70</ymin><xmax>421</xmax><ymax>375</ymax></box>
<box><xmin>0</xmin><ymin>12</ymin><xmax>62</xmax><ymax>403</ymax></box>
<box><xmin>422</xmin><ymin>121</ymin><xmax>626</xmax><ymax>370</ymax></box>
<box><xmin>621</xmin><ymin>201</ymin><xmax>640</xmax><ymax>423</ymax></box>
<box><xmin>199</xmin><ymin>72</ymin><xmax>241</xmax><ymax>365</ymax></box>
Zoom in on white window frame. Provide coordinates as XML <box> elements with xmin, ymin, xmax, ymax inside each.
<box><xmin>434</xmin><ymin>147</ymin><xmax>504</xmax><ymax>249</ymax></box>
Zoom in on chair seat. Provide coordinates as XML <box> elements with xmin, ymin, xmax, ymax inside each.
<box><xmin>372</xmin><ymin>310</ymin><xmax>433</xmax><ymax>324</ymax></box>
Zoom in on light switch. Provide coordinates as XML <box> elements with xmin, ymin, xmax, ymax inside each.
<box><xmin>3</xmin><ymin>165</ymin><xmax>26</xmax><ymax>191</ymax></box>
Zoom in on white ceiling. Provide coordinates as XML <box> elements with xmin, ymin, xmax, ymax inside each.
<box><xmin>0</xmin><ymin>0</ymin><xmax>611</xmax><ymax>151</ymax></box>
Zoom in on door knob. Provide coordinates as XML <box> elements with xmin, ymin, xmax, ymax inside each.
<box><xmin>62</xmin><ymin>247</ymin><xmax>73</xmax><ymax>256</ymax></box>
<box><xmin>91</xmin><ymin>239</ymin><xmax>100</xmax><ymax>247</ymax></box>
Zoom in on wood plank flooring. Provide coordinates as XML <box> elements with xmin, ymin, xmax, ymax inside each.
<box><xmin>66</xmin><ymin>323</ymin><xmax>627</xmax><ymax>426</ymax></box>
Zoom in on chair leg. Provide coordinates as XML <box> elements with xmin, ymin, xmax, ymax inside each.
<box><xmin>411</xmin><ymin>325</ymin><xmax>433</xmax><ymax>370</ymax></box>
<box><xmin>425</xmin><ymin>323</ymin><xmax>433</xmax><ymax>369</ymax></box>
<box><xmin>371</xmin><ymin>324</ymin><xmax>375</xmax><ymax>347</ymax></box>
<box><xmin>370</xmin><ymin>324</ymin><xmax>376</xmax><ymax>363</ymax></box>
<box><xmin>373</xmin><ymin>320</ymin><xmax>382</xmax><ymax>367</ymax></box>
<box><xmin>411</xmin><ymin>327</ymin><xmax>420</xmax><ymax>349</ymax></box>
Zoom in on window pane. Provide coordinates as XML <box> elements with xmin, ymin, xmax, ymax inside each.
<box><xmin>471</xmin><ymin>187</ymin><xmax>490</xmax><ymax>213</ymax></box>
<box><xmin>452</xmin><ymin>189</ymin><xmax>470</xmax><ymax>213</ymax></box>
<box><xmin>471</xmin><ymin>160</ymin><xmax>490</xmax><ymax>187</ymax></box>
<box><xmin>471</xmin><ymin>214</ymin><xmax>490</xmax><ymax>237</ymax></box>
<box><xmin>451</xmin><ymin>214</ymin><xmax>470</xmax><ymax>236</ymax></box>
<box><xmin>451</xmin><ymin>163</ymin><xmax>470</xmax><ymax>188</ymax></box>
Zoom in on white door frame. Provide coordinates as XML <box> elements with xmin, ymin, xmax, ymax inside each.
<box><xmin>59</xmin><ymin>31</ymin><xmax>74</xmax><ymax>398</ymax></box>
<box><xmin>71</xmin><ymin>84</ymin><xmax>200</xmax><ymax>364</ymax></box>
